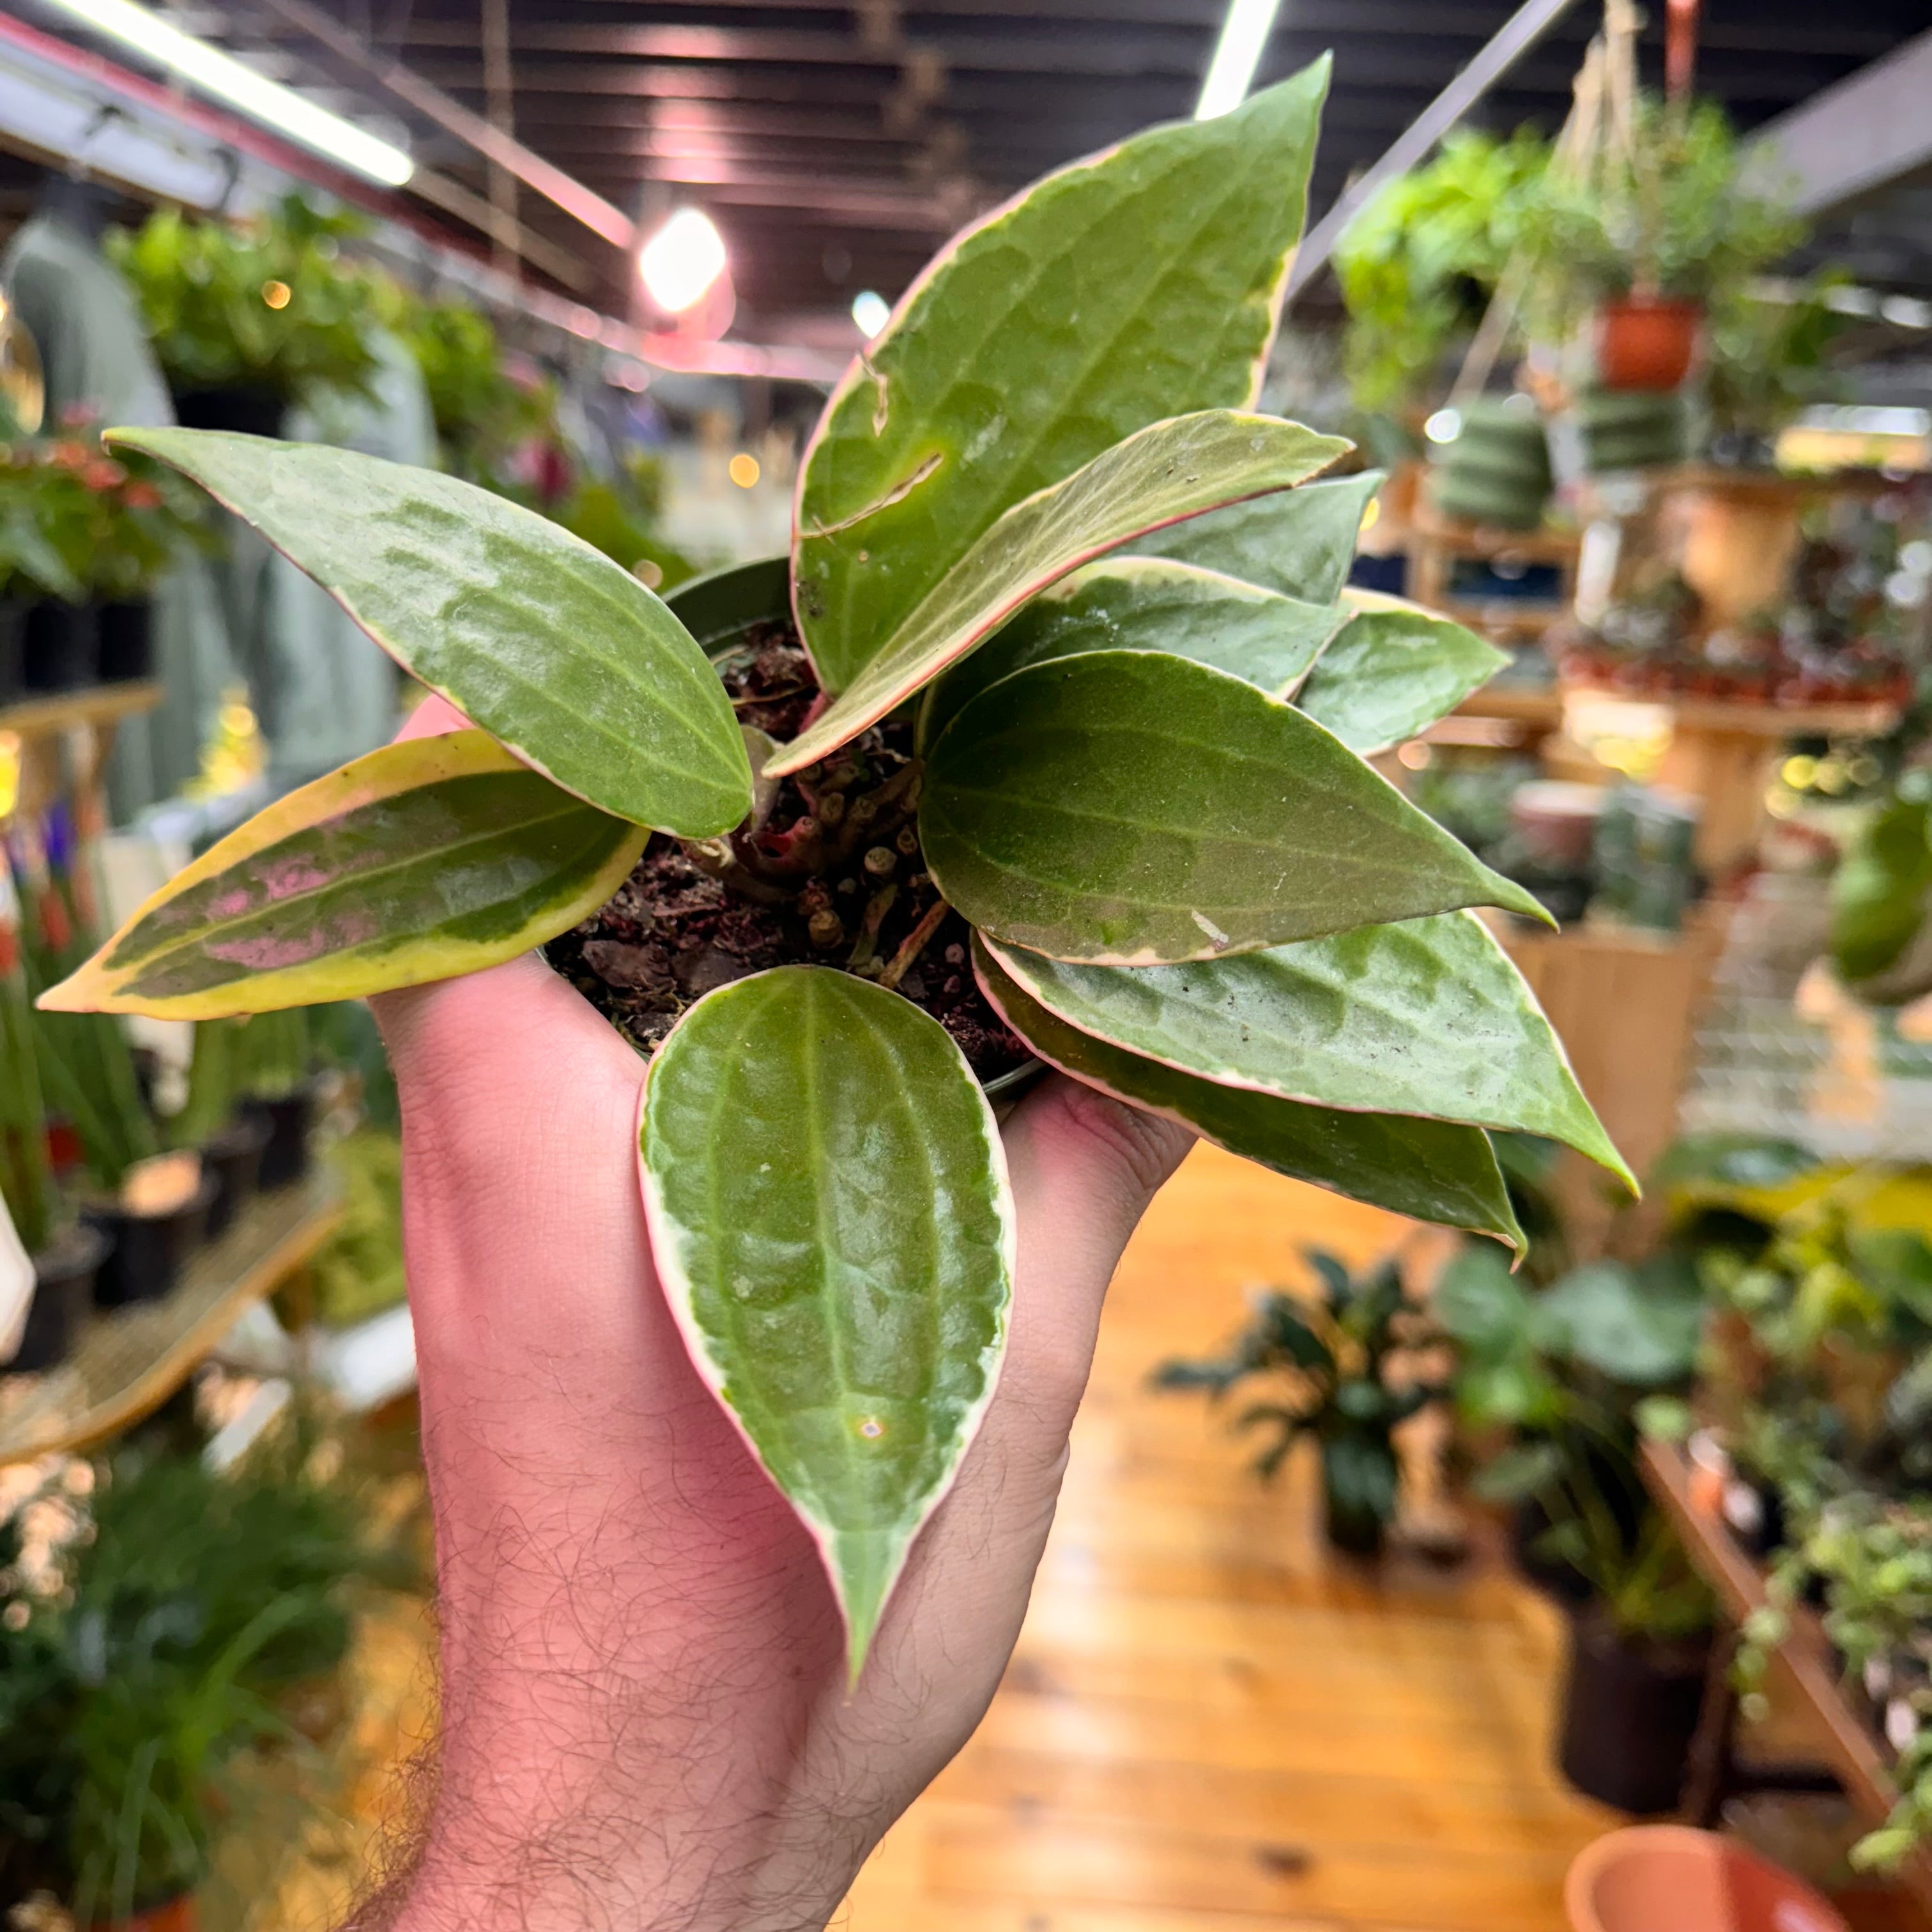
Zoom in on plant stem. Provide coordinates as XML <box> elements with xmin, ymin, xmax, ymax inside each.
<box><xmin>878</xmin><ymin>898</ymin><xmax>951</xmax><ymax>992</ymax></box>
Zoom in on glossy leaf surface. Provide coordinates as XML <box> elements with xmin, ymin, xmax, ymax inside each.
<box><xmin>771</xmin><ymin>411</ymin><xmax>1346</xmax><ymax>775</ymax></box>
<box><xmin>982</xmin><ymin>914</ymin><xmax>1633</xmax><ymax>1189</ymax></box>
<box><xmin>919</xmin><ymin>555</ymin><xmax>1343</xmax><ymax>748</ymax></box>
<box><xmin>110</xmin><ymin>428</ymin><xmax>752</xmax><ymax>834</ymax></box>
<box><xmin>1130</xmin><ymin>469</ymin><xmax>1382</xmax><ymax>601</ymax></box>
<box><xmin>922</xmin><ymin>651</ymin><xmax>1545</xmax><ymax>964</ymax></box>
<box><xmin>793</xmin><ymin>63</ymin><xmax>1329</xmax><ymax>691</ymax></box>
<box><xmin>39</xmin><ymin>732</ymin><xmax>645</xmax><ymax>1019</ymax></box>
<box><xmin>976</xmin><ymin>939</ymin><xmax>1521</xmax><ymax>1248</ymax></box>
<box><xmin>638</xmin><ymin>967</ymin><xmax>1016</xmax><ymax>1676</ymax></box>
<box><xmin>1296</xmin><ymin>588</ymin><xmax>1507</xmax><ymax>755</ymax></box>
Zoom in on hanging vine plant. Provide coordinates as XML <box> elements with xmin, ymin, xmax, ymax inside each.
<box><xmin>41</xmin><ymin>59</ymin><xmax>1631</xmax><ymax>1673</ymax></box>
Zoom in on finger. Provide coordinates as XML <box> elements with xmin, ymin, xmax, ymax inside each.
<box><xmin>394</xmin><ymin>689</ymin><xmax>471</xmax><ymax>742</ymax></box>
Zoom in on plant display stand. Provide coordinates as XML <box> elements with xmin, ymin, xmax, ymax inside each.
<box><xmin>1641</xmin><ymin>1439</ymin><xmax>1932</xmax><ymax>1919</ymax></box>
<box><xmin>1408</xmin><ymin>508</ymin><xmax>1582</xmax><ymax>646</ymax></box>
<box><xmin>0</xmin><ymin>680</ymin><xmax>162</xmax><ymax>830</ymax></box>
<box><xmin>0</xmin><ymin>1170</ymin><xmax>341</xmax><ymax>1460</ymax></box>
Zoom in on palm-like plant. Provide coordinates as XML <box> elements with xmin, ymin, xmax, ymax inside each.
<box><xmin>41</xmin><ymin>63</ymin><xmax>1629</xmax><ymax>1671</ymax></box>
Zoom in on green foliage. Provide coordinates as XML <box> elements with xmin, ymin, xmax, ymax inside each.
<box><xmin>109</xmin><ymin>195</ymin><xmax>385</xmax><ymax>402</ymax></box>
<box><xmin>1334</xmin><ymin>128</ymin><xmax>1552</xmax><ymax>413</ymax></box>
<box><xmin>312</xmin><ymin>1128</ymin><xmax>405</xmax><ymax>1326</ymax></box>
<box><xmin>0</xmin><ymin>1416</ymin><xmax>418</xmax><ymax>1915</ymax></box>
<box><xmin>56</xmin><ymin>68</ymin><xmax>1627</xmax><ymax>1666</ymax></box>
<box><xmin>0</xmin><ymin>882</ymin><xmax>54</xmax><ymax>1255</ymax></box>
<box><xmin>1704</xmin><ymin>275</ymin><xmax>1846</xmax><ymax>444</ymax></box>
<box><xmin>1832</xmin><ymin>778</ymin><xmax>1932</xmax><ymax>998</ymax></box>
<box><xmin>549</xmin><ymin>477</ymin><xmax>694</xmax><ymax>592</ymax></box>
<box><xmin>1154</xmin><ymin>1249</ymin><xmax>1445</xmax><ymax>1553</ymax></box>
<box><xmin>1519</xmin><ymin>96</ymin><xmax>1805</xmax><ymax>319</ymax></box>
<box><xmin>0</xmin><ymin>433</ymin><xmax>207</xmax><ymax>603</ymax></box>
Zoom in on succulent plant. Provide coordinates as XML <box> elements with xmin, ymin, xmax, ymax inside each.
<box><xmin>42</xmin><ymin>61</ymin><xmax>1629</xmax><ymax>1672</ymax></box>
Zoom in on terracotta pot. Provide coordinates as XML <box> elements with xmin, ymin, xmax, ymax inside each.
<box><xmin>89</xmin><ymin>1894</ymin><xmax>198</xmax><ymax>1932</ymax></box>
<box><xmin>1596</xmin><ymin>296</ymin><xmax>1701</xmax><ymax>392</ymax></box>
<box><xmin>1565</xmin><ymin>1824</ymin><xmax>1846</xmax><ymax>1932</ymax></box>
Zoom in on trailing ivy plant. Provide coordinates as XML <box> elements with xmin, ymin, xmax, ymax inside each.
<box><xmin>40</xmin><ymin>63</ymin><xmax>1629</xmax><ymax>1673</ymax></box>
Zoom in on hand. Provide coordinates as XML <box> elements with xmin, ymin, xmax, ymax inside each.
<box><xmin>355</xmin><ymin>703</ymin><xmax>1194</xmax><ymax>1932</ymax></box>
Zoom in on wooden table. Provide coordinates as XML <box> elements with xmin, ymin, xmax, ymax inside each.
<box><xmin>1641</xmin><ymin>1438</ymin><xmax>1932</xmax><ymax>1917</ymax></box>
<box><xmin>0</xmin><ymin>1171</ymin><xmax>341</xmax><ymax>1462</ymax></box>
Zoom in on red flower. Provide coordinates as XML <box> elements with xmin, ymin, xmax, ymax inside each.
<box><xmin>48</xmin><ymin>440</ymin><xmax>89</xmax><ymax>471</ymax></box>
<box><xmin>123</xmin><ymin>481</ymin><xmax>163</xmax><ymax>510</ymax></box>
<box><xmin>80</xmin><ymin>458</ymin><xmax>127</xmax><ymax>492</ymax></box>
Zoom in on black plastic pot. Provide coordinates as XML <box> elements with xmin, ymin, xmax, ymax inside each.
<box><xmin>172</xmin><ymin>383</ymin><xmax>285</xmax><ymax>439</ymax></box>
<box><xmin>86</xmin><ymin>1175</ymin><xmax>218</xmax><ymax>1308</ymax></box>
<box><xmin>22</xmin><ymin>599</ymin><xmax>99</xmax><ymax>691</ymax></box>
<box><xmin>12</xmin><ymin>1223</ymin><xmax>111</xmax><ymax>1371</ymax></box>
<box><xmin>1557</xmin><ymin>1609</ymin><xmax>1712</xmax><ymax>1813</ymax></box>
<box><xmin>0</xmin><ymin>595</ymin><xmax>27</xmax><ymax>705</ymax></box>
<box><xmin>202</xmin><ymin>1114</ymin><xmax>272</xmax><ymax>1238</ymax></box>
<box><xmin>248</xmin><ymin>1085</ymin><xmax>319</xmax><ymax>1190</ymax></box>
<box><xmin>96</xmin><ymin>598</ymin><xmax>155</xmax><ymax>682</ymax></box>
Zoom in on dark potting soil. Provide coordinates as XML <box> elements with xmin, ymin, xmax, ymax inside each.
<box><xmin>544</xmin><ymin>625</ymin><xmax>1030</xmax><ymax>1084</ymax></box>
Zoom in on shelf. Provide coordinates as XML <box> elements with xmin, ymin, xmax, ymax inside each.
<box><xmin>0</xmin><ymin>1171</ymin><xmax>342</xmax><ymax>1462</ymax></box>
<box><xmin>0</xmin><ymin>680</ymin><xmax>162</xmax><ymax>741</ymax></box>
<box><xmin>1412</xmin><ymin>509</ymin><xmax>1583</xmax><ymax>564</ymax></box>
<box><xmin>1452</xmin><ymin>682</ymin><xmax>1903</xmax><ymax>741</ymax></box>
<box><xmin>1641</xmin><ymin>1438</ymin><xmax>1932</xmax><ymax>1915</ymax></box>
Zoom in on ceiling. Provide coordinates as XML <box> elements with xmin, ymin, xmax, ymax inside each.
<box><xmin>28</xmin><ymin>0</ymin><xmax>1932</xmax><ymax>333</ymax></box>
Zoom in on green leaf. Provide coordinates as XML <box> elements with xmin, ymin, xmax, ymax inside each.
<box><xmin>771</xmin><ymin>411</ymin><xmax>1347</xmax><ymax>776</ymax></box>
<box><xmin>38</xmin><ymin>732</ymin><xmax>647</xmax><ymax>1019</ymax></box>
<box><xmin>1130</xmin><ymin>470</ymin><xmax>1383</xmax><ymax>601</ymax></box>
<box><xmin>1296</xmin><ymin>588</ymin><xmax>1508</xmax><ymax>754</ymax></box>
<box><xmin>918</xmin><ymin>555</ymin><xmax>1344</xmax><ymax>750</ymax></box>
<box><xmin>637</xmin><ymin>966</ymin><xmax>1015</xmax><ymax>1676</ymax></box>
<box><xmin>922</xmin><ymin>650</ymin><xmax>1547</xmax><ymax>964</ymax></box>
<box><xmin>107</xmin><ymin>428</ymin><xmax>753</xmax><ymax>835</ymax></box>
<box><xmin>975</xmin><ymin>937</ymin><xmax>1523</xmax><ymax>1248</ymax></box>
<box><xmin>793</xmin><ymin>62</ymin><xmax>1330</xmax><ymax>692</ymax></box>
<box><xmin>1832</xmin><ymin>789</ymin><xmax>1932</xmax><ymax>992</ymax></box>
<box><xmin>981</xmin><ymin>913</ymin><xmax>1633</xmax><ymax>1188</ymax></box>
<box><xmin>1537</xmin><ymin>1261</ymin><xmax>1701</xmax><ymax>1386</ymax></box>
<box><xmin>1435</xmin><ymin>1243</ymin><xmax>1531</xmax><ymax>1352</ymax></box>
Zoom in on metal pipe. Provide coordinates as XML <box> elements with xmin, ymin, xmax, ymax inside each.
<box><xmin>1286</xmin><ymin>0</ymin><xmax>1584</xmax><ymax>297</ymax></box>
<box><xmin>251</xmin><ymin>0</ymin><xmax>637</xmax><ymax>249</ymax></box>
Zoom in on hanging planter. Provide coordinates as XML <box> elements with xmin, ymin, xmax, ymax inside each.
<box><xmin>1596</xmin><ymin>294</ymin><xmax>1701</xmax><ymax>392</ymax></box>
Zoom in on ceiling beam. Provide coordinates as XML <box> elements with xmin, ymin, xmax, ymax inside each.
<box><xmin>1749</xmin><ymin>27</ymin><xmax>1932</xmax><ymax>215</ymax></box>
<box><xmin>248</xmin><ymin>0</ymin><xmax>639</xmax><ymax>245</ymax></box>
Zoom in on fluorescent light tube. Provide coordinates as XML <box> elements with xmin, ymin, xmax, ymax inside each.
<box><xmin>36</xmin><ymin>0</ymin><xmax>414</xmax><ymax>185</ymax></box>
<box><xmin>1195</xmin><ymin>0</ymin><xmax>1282</xmax><ymax>120</ymax></box>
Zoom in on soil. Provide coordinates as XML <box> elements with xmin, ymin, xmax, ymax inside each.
<box><xmin>544</xmin><ymin>622</ymin><xmax>1031</xmax><ymax>1084</ymax></box>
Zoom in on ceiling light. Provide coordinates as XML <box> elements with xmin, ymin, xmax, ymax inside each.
<box><xmin>851</xmin><ymin>289</ymin><xmax>890</xmax><ymax>339</ymax></box>
<box><xmin>1195</xmin><ymin>0</ymin><xmax>1282</xmax><ymax>120</ymax></box>
<box><xmin>36</xmin><ymin>0</ymin><xmax>414</xmax><ymax>185</ymax></box>
<box><xmin>638</xmin><ymin>208</ymin><xmax>726</xmax><ymax>315</ymax></box>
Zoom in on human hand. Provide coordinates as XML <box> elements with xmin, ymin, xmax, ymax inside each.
<box><xmin>357</xmin><ymin>702</ymin><xmax>1194</xmax><ymax>1932</ymax></box>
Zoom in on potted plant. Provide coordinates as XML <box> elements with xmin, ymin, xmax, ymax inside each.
<box><xmin>42</xmin><ymin>63</ymin><xmax>1632</xmax><ymax>1671</ymax></box>
<box><xmin>0</xmin><ymin>1414</ymin><xmax>418</xmax><ymax>1924</ymax></box>
<box><xmin>109</xmin><ymin>195</ymin><xmax>386</xmax><ymax>435</ymax></box>
<box><xmin>166</xmin><ymin>1019</ymin><xmax>269</xmax><ymax>1238</ymax></box>
<box><xmin>236</xmin><ymin>1008</ymin><xmax>319</xmax><ymax>1191</ymax></box>
<box><xmin>1522</xmin><ymin>97</ymin><xmax>1805</xmax><ymax>392</ymax></box>
<box><xmin>11</xmin><ymin>824</ymin><xmax>211</xmax><ymax>1305</ymax></box>
<box><xmin>0</xmin><ymin>428</ymin><xmax>205</xmax><ymax>689</ymax></box>
<box><xmin>1</xmin><ymin>863</ymin><xmax>109</xmax><ymax>1368</ymax></box>
<box><xmin>1154</xmin><ymin>1248</ymin><xmax>1446</xmax><ymax>1556</ymax></box>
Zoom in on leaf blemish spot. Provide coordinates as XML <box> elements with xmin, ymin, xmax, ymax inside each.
<box><xmin>858</xmin><ymin>1416</ymin><xmax>886</xmax><ymax>1440</ymax></box>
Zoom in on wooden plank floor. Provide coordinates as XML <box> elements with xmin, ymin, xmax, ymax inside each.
<box><xmin>263</xmin><ymin>1143</ymin><xmax>1614</xmax><ymax>1930</ymax></box>
<box><xmin>838</xmin><ymin>1143</ymin><xmax>1616</xmax><ymax>1932</ymax></box>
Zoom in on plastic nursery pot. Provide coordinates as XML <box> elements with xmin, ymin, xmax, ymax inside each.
<box><xmin>246</xmin><ymin>1084</ymin><xmax>320</xmax><ymax>1191</ymax></box>
<box><xmin>85</xmin><ymin>1174</ymin><xmax>218</xmax><ymax>1309</ymax></box>
<box><xmin>171</xmin><ymin>382</ymin><xmax>285</xmax><ymax>439</ymax></box>
<box><xmin>96</xmin><ymin>598</ymin><xmax>155</xmax><ymax>683</ymax></box>
<box><xmin>11</xmin><ymin>1222</ymin><xmax>111</xmax><ymax>1372</ymax></box>
<box><xmin>1595</xmin><ymin>296</ymin><xmax>1701</xmax><ymax>392</ymax></box>
<box><xmin>1556</xmin><ymin>1609</ymin><xmax>1712</xmax><ymax>1814</ymax></box>
<box><xmin>88</xmin><ymin>1894</ymin><xmax>199</xmax><ymax>1932</ymax></box>
<box><xmin>21</xmin><ymin>598</ymin><xmax>100</xmax><ymax>691</ymax></box>
<box><xmin>201</xmin><ymin>1112</ymin><xmax>272</xmax><ymax>1238</ymax></box>
<box><xmin>0</xmin><ymin>594</ymin><xmax>27</xmax><ymax>704</ymax></box>
<box><xmin>1564</xmin><ymin>1825</ymin><xmax>1848</xmax><ymax>1932</ymax></box>
<box><xmin>1321</xmin><ymin>1439</ymin><xmax>1394</xmax><ymax>1558</ymax></box>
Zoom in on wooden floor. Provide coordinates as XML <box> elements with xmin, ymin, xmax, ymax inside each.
<box><xmin>260</xmin><ymin>1143</ymin><xmax>1616</xmax><ymax>1931</ymax></box>
<box><xmin>836</xmin><ymin>1144</ymin><xmax>1616</xmax><ymax>1932</ymax></box>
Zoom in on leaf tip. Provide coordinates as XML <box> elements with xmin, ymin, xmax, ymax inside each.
<box><xmin>829</xmin><ymin>1528</ymin><xmax>905</xmax><ymax>1687</ymax></box>
<box><xmin>34</xmin><ymin>967</ymin><xmax>106</xmax><ymax>1014</ymax></box>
